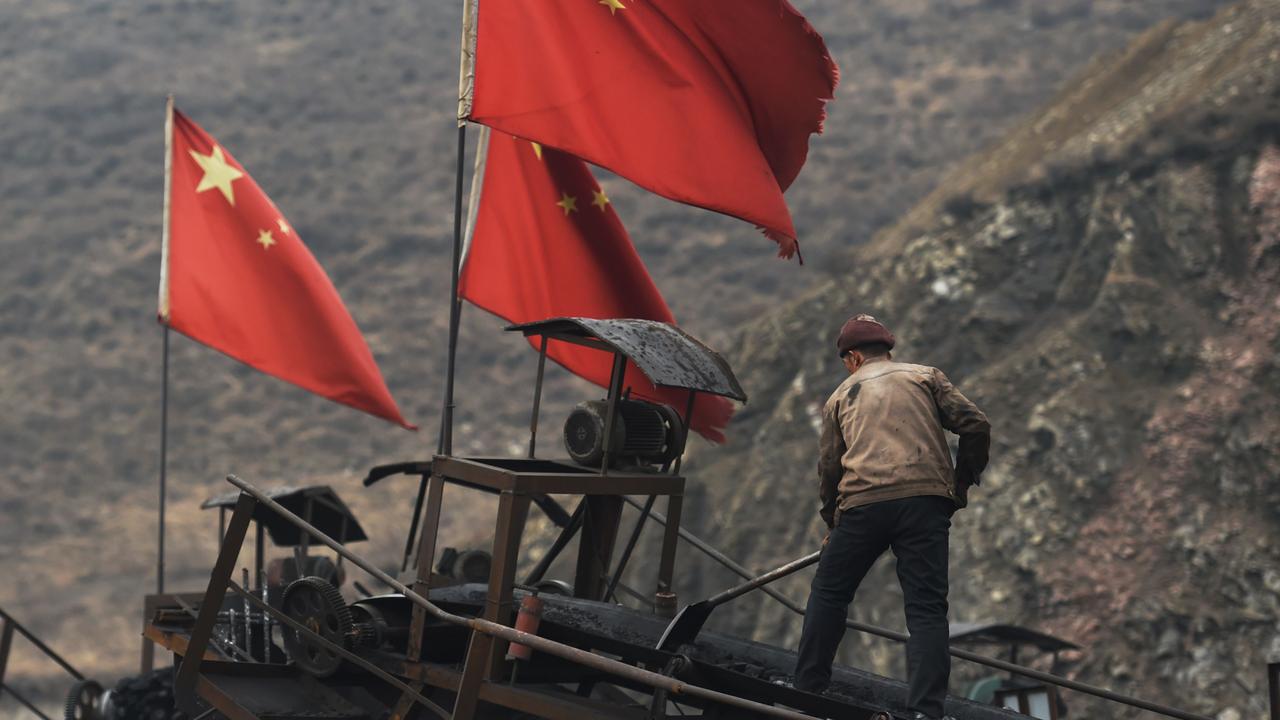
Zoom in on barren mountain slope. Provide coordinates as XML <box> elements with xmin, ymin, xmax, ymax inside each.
<box><xmin>663</xmin><ymin>3</ymin><xmax>1280</xmax><ymax>718</ymax></box>
<box><xmin>0</xmin><ymin>0</ymin><xmax>1233</xmax><ymax>707</ymax></box>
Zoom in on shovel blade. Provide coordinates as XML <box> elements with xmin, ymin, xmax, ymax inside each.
<box><xmin>656</xmin><ymin>601</ymin><xmax>714</xmax><ymax>651</ymax></box>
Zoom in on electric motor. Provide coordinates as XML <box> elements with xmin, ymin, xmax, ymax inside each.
<box><xmin>563</xmin><ymin>399</ymin><xmax>685</xmax><ymax>469</ymax></box>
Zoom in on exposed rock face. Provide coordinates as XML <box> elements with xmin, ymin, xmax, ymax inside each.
<box><xmin>668</xmin><ymin>3</ymin><xmax>1280</xmax><ymax>717</ymax></box>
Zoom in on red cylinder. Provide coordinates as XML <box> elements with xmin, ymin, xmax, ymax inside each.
<box><xmin>505</xmin><ymin>593</ymin><xmax>544</xmax><ymax>662</ymax></box>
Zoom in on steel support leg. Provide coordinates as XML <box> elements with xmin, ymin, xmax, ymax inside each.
<box><xmin>523</xmin><ymin>499</ymin><xmax>585</xmax><ymax>586</ymax></box>
<box><xmin>453</xmin><ymin>491</ymin><xmax>531</xmax><ymax>719</ymax></box>
<box><xmin>175</xmin><ymin>493</ymin><xmax>255</xmax><ymax>715</ymax></box>
<box><xmin>656</xmin><ymin>494</ymin><xmax>683</xmax><ymax>602</ymax></box>
<box><xmin>0</xmin><ymin>618</ymin><xmax>12</xmax><ymax>703</ymax></box>
<box><xmin>406</xmin><ymin>473</ymin><xmax>446</xmax><ymax>662</ymax></box>
<box><xmin>604</xmin><ymin>494</ymin><xmax>657</xmax><ymax>603</ymax></box>
<box><xmin>574</xmin><ymin>496</ymin><xmax>623</xmax><ymax>601</ymax></box>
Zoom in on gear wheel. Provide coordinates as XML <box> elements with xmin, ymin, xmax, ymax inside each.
<box><xmin>281</xmin><ymin>576</ymin><xmax>354</xmax><ymax>677</ymax></box>
<box><xmin>64</xmin><ymin>679</ymin><xmax>106</xmax><ymax>720</ymax></box>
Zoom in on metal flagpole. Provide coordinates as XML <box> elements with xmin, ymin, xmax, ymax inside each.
<box><xmin>440</xmin><ymin>0</ymin><xmax>478</xmax><ymax>456</ymax></box>
<box><xmin>439</xmin><ymin>124</ymin><xmax>467</xmax><ymax>457</ymax></box>
<box><xmin>158</xmin><ymin>327</ymin><xmax>170</xmax><ymax>594</ymax></box>
<box><xmin>157</xmin><ymin>93</ymin><xmax>175</xmax><ymax>595</ymax></box>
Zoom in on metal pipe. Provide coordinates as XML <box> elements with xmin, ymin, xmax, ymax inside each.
<box><xmin>260</xmin><ymin>570</ymin><xmax>271</xmax><ymax>662</ymax></box>
<box><xmin>439</xmin><ymin>122</ymin><xmax>469</xmax><ymax>457</ymax></box>
<box><xmin>523</xmin><ymin>501</ymin><xmax>584</xmax><ymax>586</ymax></box>
<box><xmin>672</xmin><ymin>391</ymin><xmax>696</xmax><ymax>476</ymax></box>
<box><xmin>603</xmin><ymin>495</ymin><xmax>656</xmax><ymax>603</ymax></box>
<box><xmin>401</xmin><ymin>475</ymin><xmax>430</xmax><ymax>573</ymax></box>
<box><xmin>0</xmin><ymin>681</ymin><xmax>52</xmax><ymax>720</ymax></box>
<box><xmin>0</xmin><ymin>609</ymin><xmax>84</xmax><ymax>680</ymax></box>
<box><xmin>622</xmin><ymin>497</ymin><xmax>1214</xmax><ymax>720</ymax></box>
<box><xmin>300</xmin><ymin>497</ymin><xmax>313</xmax><ymax>558</ymax></box>
<box><xmin>600</xmin><ymin>352</ymin><xmax>626</xmax><ymax>475</ymax></box>
<box><xmin>702</xmin><ymin>551</ymin><xmax>821</xmax><ymax>608</ymax></box>
<box><xmin>254</xmin><ymin>525</ymin><xmax>264</xmax><ymax>590</ymax></box>
<box><xmin>224</xmin><ymin>475</ymin><xmax>816</xmax><ymax>720</ymax></box>
<box><xmin>158</xmin><ymin>325</ymin><xmax>170</xmax><ymax>595</ymax></box>
<box><xmin>241</xmin><ymin>568</ymin><xmax>251</xmax><ymax>658</ymax></box>
<box><xmin>528</xmin><ymin>335</ymin><xmax>549</xmax><ymax>458</ymax></box>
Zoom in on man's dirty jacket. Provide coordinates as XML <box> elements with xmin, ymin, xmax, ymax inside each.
<box><xmin>818</xmin><ymin>359</ymin><xmax>991</xmax><ymax>527</ymax></box>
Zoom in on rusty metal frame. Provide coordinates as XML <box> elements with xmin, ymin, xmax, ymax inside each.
<box><xmin>528</xmin><ymin>334</ymin><xmax>549</xmax><ymax>458</ymax></box>
<box><xmin>0</xmin><ymin>605</ymin><xmax>85</xmax><ymax>719</ymax></box>
<box><xmin>406</xmin><ymin>471</ymin><xmax>446</xmax><ymax>664</ymax></box>
<box><xmin>401</xmin><ymin>662</ymin><xmax>647</xmax><ymax>720</ymax></box>
<box><xmin>605</xmin><ymin>495</ymin><xmax>657</xmax><ymax>603</ymax></box>
<box><xmin>220</xmin><ymin>474</ymin><xmax>819</xmax><ymax>720</ymax></box>
<box><xmin>175</xmin><ymin>492</ymin><xmax>256</xmax><ymax>715</ymax></box>
<box><xmin>223</xmin><ymin>580</ymin><xmax>448</xmax><ymax>719</ymax></box>
<box><xmin>524</xmin><ymin>499</ymin><xmax>585</xmax><ymax>586</ymax></box>
<box><xmin>574</xmin><ymin>495</ymin><xmax>623</xmax><ymax>600</ymax></box>
<box><xmin>0</xmin><ymin>615</ymin><xmax>13</xmax><ymax>701</ymax></box>
<box><xmin>600</xmin><ymin>351</ymin><xmax>626</xmax><ymax>475</ymax></box>
<box><xmin>432</xmin><ymin>455</ymin><xmax>685</xmax><ymax>495</ymax></box>
<box><xmin>0</xmin><ymin>681</ymin><xmax>51</xmax><ymax>720</ymax></box>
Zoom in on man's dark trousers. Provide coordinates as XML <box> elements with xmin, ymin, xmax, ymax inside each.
<box><xmin>795</xmin><ymin>495</ymin><xmax>953</xmax><ymax>718</ymax></box>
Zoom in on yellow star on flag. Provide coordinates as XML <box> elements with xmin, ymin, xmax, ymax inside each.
<box><xmin>556</xmin><ymin>193</ymin><xmax>578</xmax><ymax>215</ymax></box>
<box><xmin>592</xmin><ymin>188</ymin><xmax>611</xmax><ymax>211</ymax></box>
<box><xmin>530</xmin><ymin>141</ymin><xmax>543</xmax><ymax>161</ymax></box>
<box><xmin>599</xmin><ymin>0</ymin><xmax>626</xmax><ymax>15</ymax></box>
<box><xmin>277</xmin><ymin>217</ymin><xmax>292</xmax><ymax>235</ymax></box>
<box><xmin>256</xmin><ymin>228</ymin><xmax>276</xmax><ymax>250</ymax></box>
<box><xmin>188</xmin><ymin>145</ymin><xmax>244</xmax><ymax>205</ymax></box>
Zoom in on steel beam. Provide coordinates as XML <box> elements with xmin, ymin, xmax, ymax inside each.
<box><xmin>407</xmin><ymin>472</ymin><xmax>446</xmax><ymax>663</ymax></box>
<box><xmin>224</xmin><ymin>474</ymin><xmax>836</xmax><ymax>720</ymax></box>
<box><xmin>0</xmin><ymin>681</ymin><xmax>51</xmax><ymax>720</ymax></box>
<box><xmin>656</xmin><ymin>494</ymin><xmax>683</xmax><ymax>599</ymax></box>
<box><xmin>175</xmin><ymin>492</ymin><xmax>255</xmax><ymax>715</ymax></box>
<box><xmin>574</xmin><ymin>495</ymin><xmax>623</xmax><ymax>600</ymax></box>
<box><xmin>0</xmin><ymin>618</ymin><xmax>12</xmax><ymax>703</ymax></box>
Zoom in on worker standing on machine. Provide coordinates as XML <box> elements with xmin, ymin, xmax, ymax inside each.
<box><xmin>794</xmin><ymin>314</ymin><xmax>991</xmax><ymax>720</ymax></box>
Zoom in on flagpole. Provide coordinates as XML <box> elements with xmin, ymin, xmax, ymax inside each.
<box><xmin>440</xmin><ymin>123</ymin><xmax>467</xmax><ymax>457</ymax></box>
<box><xmin>158</xmin><ymin>327</ymin><xmax>170</xmax><ymax>594</ymax></box>
<box><xmin>441</xmin><ymin>0</ymin><xmax>477</xmax><ymax>456</ymax></box>
<box><xmin>157</xmin><ymin>93</ymin><xmax>174</xmax><ymax>595</ymax></box>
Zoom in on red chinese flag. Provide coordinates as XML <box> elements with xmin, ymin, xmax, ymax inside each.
<box><xmin>459</xmin><ymin>131</ymin><xmax>734</xmax><ymax>442</ymax></box>
<box><xmin>160</xmin><ymin>108</ymin><xmax>414</xmax><ymax>429</ymax></box>
<box><xmin>465</xmin><ymin>0</ymin><xmax>838</xmax><ymax>259</ymax></box>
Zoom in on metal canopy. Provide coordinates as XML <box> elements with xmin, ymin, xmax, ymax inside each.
<box><xmin>202</xmin><ymin>485</ymin><xmax>367</xmax><ymax>546</ymax></box>
<box><xmin>507</xmin><ymin>317</ymin><xmax>747</xmax><ymax>402</ymax></box>
<box><xmin>949</xmin><ymin>623</ymin><xmax>1080</xmax><ymax>653</ymax></box>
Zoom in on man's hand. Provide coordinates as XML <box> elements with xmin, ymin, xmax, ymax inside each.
<box><xmin>822</xmin><ymin>531</ymin><xmax>831</xmax><ymax>548</ymax></box>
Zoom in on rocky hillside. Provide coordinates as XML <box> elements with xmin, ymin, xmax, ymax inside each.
<box><xmin>0</xmin><ymin>0</ymin><xmax>1238</xmax><ymax>712</ymax></box>
<box><xmin>668</xmin><ymin>3</ymin><xmax>1280</xmax><ymax>718</ymax></box>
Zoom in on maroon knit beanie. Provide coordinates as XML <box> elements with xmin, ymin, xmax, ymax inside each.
<box><xmin>836</xmin><ymin>314</ymin><xmax>895</xmax><ymax>356</ymax></box>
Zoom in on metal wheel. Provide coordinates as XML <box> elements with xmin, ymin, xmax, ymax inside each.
<box><xmin>281</xmin><ymin>576</ymin><xmax>354</xmax><ymax>677</ymax></box>
<box><xmin>63</xmin><ymin>679</ymin><xmax>105</xmax><ymax>720</ymax></box>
